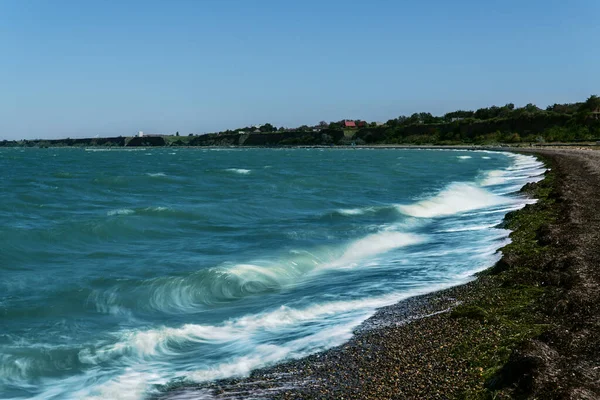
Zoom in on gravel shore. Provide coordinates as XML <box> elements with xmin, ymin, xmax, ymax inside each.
<box><xmin>160</xmin><ymin>148</ymin><xmax>600</xmax><ymax>399</ymax></box>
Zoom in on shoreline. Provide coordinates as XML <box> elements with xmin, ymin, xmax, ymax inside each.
<box><xmin>157</xmin><ymin>148</ymin><xmax>600</xmax><ymax>399</ymax></box>
<box><xmin>3</xmin><ymin>143</ymin><xmax>600</xmax><ymax>151</ymax></box>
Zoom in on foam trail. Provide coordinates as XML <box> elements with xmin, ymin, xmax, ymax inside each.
<box><xmin>396</xmin><ymin>183</ymin><xmax>515</xmax><ymax>218</ymax></box>
<box><xmin>481</xmin><ymin>153</ymin><xmax>545</xmax><ymax>188</ymax></box>
<box><xmin>107</xmin><ymin>209</ymin><xmax>135</xmax><ymax>216</ymax></box>
<box><xmin>438</xmin><ymin>223</ymin><xmax>499</xmax><ymax>233</ymax></box>
<box><xmin>336</xmin><ymin>208</ymin><xmax>368</xmax><ymax>216</ymax></box>
<box><xmin>77</xmin><ymin>284</ymin><xmax>455</xmax><ymax>399</ymax></box>
<box><xmin>225</xmin><ymin>168</ymin><xmax>251</xmax><ymax>175</ymax></box>
<box><xmin>331</xmin><ymin>232</ymin><xmax>424</xmax><ymax>268</ymax></box>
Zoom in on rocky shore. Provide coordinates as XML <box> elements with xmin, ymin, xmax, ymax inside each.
<box><xmin>159</xmin><ymin>148</ymin><xmax>600</xmax><ymax>400</ymax></box>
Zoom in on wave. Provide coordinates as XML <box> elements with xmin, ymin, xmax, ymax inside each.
<box><xmin>457</xmin><ymin>155</ymin><xmax>472</xmax><ymax>159</ymax></box>
<box><xmin>106</xmin><ymin>206</ymin><xmax>180</xmax><ymax>218</ymax></box>
<box><xmin>146</xmin><ymin>172</ymin><xmax>167</xmax><ymax>177</ymax></box>
<box><xmin>107</xmin><ymin>208</ymin><xmax>135</xmax><ymax>216</ymax></box>
<box><xmin>85</xmin><ymin>283</ymin><xmax>450</xmax><ymax>372</ymax></box>
<box><xmin>331</xmin><ymin>232</ymin><xmax>424</xmax><ymax>268</ymax></box>
<box><xmin>335</xmin><ymin>207</ymin><xmax>377</xmax><ymax>216</ymax></box>
<box><xmin>89</xmin><ymin>230</ymin><xmax>425</xmax><ymax>316</ymax></box>
<box><xmin>479</xmin><ymin>154</ymin><xmax>545</xmax><ymax>189</ymax></box>
<box><xmin>225</xmin><ymin>168</ymin><xmax>251</xmax><ymax>175</ymax></box>
<box><xmin>396</xmin><ymin>183</ymin><xmax>514</xmax><ymax>218</ymax></box>
<box><xmin>75</xmin><ymin>281</ymin><xmax>459</xmax><ymax>400</ymax></box>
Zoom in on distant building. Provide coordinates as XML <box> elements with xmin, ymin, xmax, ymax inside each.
<box><xmin>343</xmin><ymin>120</ymin><xmax>357</xmax><ymax>128</ymax></box>
<box><xmin>591</xmin><ymin>108</ymin><xmax>600</xmax><ymax>120</ymax></box>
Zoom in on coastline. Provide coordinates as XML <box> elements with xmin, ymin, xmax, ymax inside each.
<box><xmin>157</xmin><ymin>148</ymin><xmax>600</xmax><ymax>399</ymax></box>
<box><xmin>3</xmin><ymin>143</ymin><xmax>600</xmax><ymax>151</ymax></box>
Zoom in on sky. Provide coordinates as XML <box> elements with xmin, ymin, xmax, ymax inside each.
<box><xmin>0</xmin><ymin>0</ymin><xmax>598</xmax><ymax>140</ymax></box>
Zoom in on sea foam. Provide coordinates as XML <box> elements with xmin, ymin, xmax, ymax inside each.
<box><xmin>225</xmin><ymin>168</ymin><xmax>251</xmax><ymax>175</ymax></box>
<box><xmin>332</xmin><ymin>232</ymin><xmax>424</xmax><ymax>268</ymax></box>
<box><xmin>107</xmin><ymin>209</ymin><xmax>135</xmax><ymax>216</ymax></box>
<box><xmin>396</xmin><ymin>183</ymin><xmax>513</xmax><ymax>218</ymax></box>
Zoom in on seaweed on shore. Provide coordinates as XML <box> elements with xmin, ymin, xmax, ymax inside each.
<box><xmin>450</xmin><ymin>154</ymin><xmax>564</xmax><ymax>399</ymax></box>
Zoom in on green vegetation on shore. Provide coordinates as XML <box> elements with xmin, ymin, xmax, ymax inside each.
<box><xmin>2</xmin><ymin>96</ymin><xmax>599</xmax><ymax>147</ymax></box>
<box><xmin>447</xmin><ymin>156</ymin><xmax>562</xmax><ymax>399</ymax></box>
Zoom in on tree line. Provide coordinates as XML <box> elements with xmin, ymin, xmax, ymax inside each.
<box><xmin>351</xmin><ymin>95</ymin><xmax>600</xmax><ymax>144</ymax></box>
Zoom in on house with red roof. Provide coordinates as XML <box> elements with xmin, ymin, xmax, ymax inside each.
<box><xmin>342</xmin><ymin>120</ymin><xmax>357</xmax><ymax>128</ymax></box>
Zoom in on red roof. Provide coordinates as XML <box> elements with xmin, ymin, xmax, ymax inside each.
<box><xmin>343</xmin><ymin>120</ymin><xmax>356</xmax><ymax>128</ymax></box>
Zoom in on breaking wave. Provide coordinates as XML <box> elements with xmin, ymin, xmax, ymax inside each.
<box><xmin>107</xmin><ymin>208</ymin><xmax>135</xmax><ymax>216</ymax></box>
<box><xmin>91</xmin><ymin>230</ymin><xmax>425</xmax><ymax>315</ymax></box>
<box><xmin>396</xmin><ymin>183</ymin><xmax>515</xmax><ymax>218</ymax></box>
<box><xmin>225</xmin><ymin>168</ymin><xmax>251</xmax><ymax>175</ymax></box>
<box><xmin>106</xmin><ymin>206</ymin><xmax>174</xmax><ymax>217</ymax></box>
<box><xmin>335</xmin><ymin>207</ymin><xmax>378</xmax><ymax>216</ymax></box>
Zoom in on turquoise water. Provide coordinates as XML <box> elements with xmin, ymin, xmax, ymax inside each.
<box><xmin>0</xmin><ymin>148</ymin><xmax>545</xmax><ymax>399</ymax></box>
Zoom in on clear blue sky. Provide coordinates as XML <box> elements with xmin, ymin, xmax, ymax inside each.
<box><xmin>0</xmin><ymin>0</ymin><xmax>598</xmax><ymax>140</ymax></box>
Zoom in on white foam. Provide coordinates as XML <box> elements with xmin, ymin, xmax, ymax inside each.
<box><xmin>457</xmin><ymin>155</ymin><xmax>472</xmax><ymax>159</ymax></box>
<box><xmin>0</xmin><ymin>355</ymin><xmax>33</xmax><ymax>381</ymax></box>
<box><xmin>336</xmin><ymin>207</ymin><xmax>375</xmax><ymax>216</ymax></box>
<box><xmin>82</xmin><ymin>296</ymin><xmax>386</xmax><ymax>365</ymax></box>
<box><xmin>333</xmin><ymin>232</ymin><xmax>424</xmax><ymax>268</ymax></box>
<box><xmin>84</xmin><ymin>283</ymin><xmax>453</xmax><ymax>395</ymax></box>
<box><xmin>144</xmin><ymin>206</ymin><xmax>169</xmax><ymax>212</ymax></box>
<box><xmin>481</xmin><ymin>153</ymin><xmax>545</xmax><ymax>187</ymax></box>
<box><xmin>185</xmin><ymin>323</ymin><xmax>359</xmax><ymax>384</ymax></box>
<box><xmin>482</xmin><ymin>156</ymin><xmax>491</xmax><ymax>159</ymax></box>
<box><xmin>107</xmin><ymin>209</ymin><xmax>135</xmax><ymax>216</ymax></box>
<box><xmin>396</xmin><ymin>183</ymin><xmax>513</xmax><ymax>218</ymax></box>
<box><xmin>438</xmin><ymin>223</ymin><xmax>499</xmax><ymax>233</ymax></box>
<box><xmin>61</xmin><ymin>370</ymin><xmax>164</xmax><ymax>400</ymax></box>
<box><xmin>146</xmin><ymin>172</ymin><xmax>166</xmax><ymax>177</ymax></box>
<box><xmin>225</xmin><ymin>168</ymin><xmax>251</xmax><ymax>175</ymax></box>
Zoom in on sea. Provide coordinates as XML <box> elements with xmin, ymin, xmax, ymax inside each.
<box><xmin>0</xmin><ymin>147</ymin><xmax>546</xmax><ymax>399</ymax></box>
